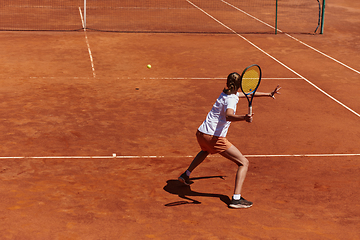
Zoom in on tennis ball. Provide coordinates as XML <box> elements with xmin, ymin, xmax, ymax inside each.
<box><xmin>147</xmin><ymin>64</ymin><xmax>151</xmax><ymax>69</ymax></box>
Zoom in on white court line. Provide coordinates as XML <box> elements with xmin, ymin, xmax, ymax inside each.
<box><xmin>284</xmin><ymin>34</ymin><xmax>360</xmax><ymax>75</ymax></box>
<box><xmin>6</xmin><ymin>76</ymin><xmax>303</xmax><ymax>80</ymax></box>
<box><xmin>1</xmin><ymin>153</ymin><xmax>360</xmax><ymax>160</ymax></box>
<box><xmin>187</xmin><ymin>0</ymin><xmax>360</xmax><ymax>118</ymax></box>
<box><xmin>118</xmin><ymin>77</ymin><xmax>303</xmax><ymax>80</ymax></box>
<box><xmin>220</xmin><ymin>0</ymin><xmax>276</xmax><ymax>31</ymax></box>
<box><xmin>221</xmin><ymin>0</ymin><xmax>360</xmax><ymax>76</ymax></box>
<box><xmin>79</xmin><ymin>7</ymin><xmax>96</xmax><ymax>78</ymax></box>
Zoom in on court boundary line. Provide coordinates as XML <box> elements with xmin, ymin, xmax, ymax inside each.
<box><xmin>1</xmin><ymin>153</ymin><xmax>360</xmax><ymax>160</ymax></box>
<box><xmin>222</xmin><ymin>0</ymin><xmax>360</xmax><ymax>75</ymax></box>
<box><xmin>284</xmin><ymin>34</ymin><xmax>360</xmax><ymax>75</ymax></box>
<box><xmin>79</xmin><ymin>7</ymin><xmax>96</xmax><ymax>78</ymax></box>
<box><xmin>221</xmin><ymin>0</ymin><xmax>275</xmax><ymax>31</ymax></box>
<box><xmin>19</xmin><ymin>77</ymin><xmax>303</xmax><ymax>80</ymax></box>
<box><xmin>124</xmin><ymin>77</ymin><xmax>303</xmax><ymax>80</ymax></box>
<box><xmin>187</xmin><ymin>0</ymin><xmax>360</xmax><ymax>118</ymax></box>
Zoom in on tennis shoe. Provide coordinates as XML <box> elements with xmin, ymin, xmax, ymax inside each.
<box><xmin>178</xmin><ymin>172</ymin><xmax>192</xmax><ymax>185</ymax></box>
<box><xmin>229</xmin><ymin>197</ymin><xmax>253</xmax><ymax>209</ymax></box>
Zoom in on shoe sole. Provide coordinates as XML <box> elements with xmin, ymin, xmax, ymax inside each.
<box><xmin>228</xmin><ymin>204</ymin><xmax>253</xmax><ymax>209</ymax></box>
<box><xmin>178</xmin><ymin>177</ymin><xmax>190</xmax><ymax>185</ymax></box>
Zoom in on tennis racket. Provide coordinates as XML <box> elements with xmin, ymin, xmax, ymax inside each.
<box><xmin>239</xmin><ymin>64</ymin><xmax>262</xmax><ymax>119</ymax></box>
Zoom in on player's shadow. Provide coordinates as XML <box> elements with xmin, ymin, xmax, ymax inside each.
<box><xmin>163</xmin><ymin>176</ymin><xmax>231</xmax><ymax>207</ymax></box>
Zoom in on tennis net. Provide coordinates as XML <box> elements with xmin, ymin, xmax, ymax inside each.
<box><xmin>0</xmin><ymin>0</ymin><xmax>323</xmax><ymax>34</ymax></box>
<box><xmin>0</xmin><ymin>0</ymin><xmax>84</xmax><ymax>31</ymax></box>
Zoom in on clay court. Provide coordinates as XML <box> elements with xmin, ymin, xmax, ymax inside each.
<box><xmin>0</xmin><ymin>0</ymin><xmax>359</xmax><ymax>239</ymax></box>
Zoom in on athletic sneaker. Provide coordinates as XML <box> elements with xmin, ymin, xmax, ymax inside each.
<box><xmin>228</xmin><ymin>197</ymin><xmax>253</xmax><ymax>209</ymax></box>
<box><xmin>178</xmin><ymin>172</ymin><xmax>192</xmax><ymax>185</ymax></box>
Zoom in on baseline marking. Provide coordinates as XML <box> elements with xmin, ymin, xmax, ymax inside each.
<box><xmin>22</xmin><ymin>77</ymin><xmax>302</xmax><ymax>80</ymax></box>
<box><xmin>1</xmin><ymin>153</ymin><xmax>360</xmax><ymax>160</ymax></box>
<box><xmin>79</xmin><ymin>7</ymin><xmax>96</xmax><ymax>78</ymax></box>
<box><xmin>187</xmin><ymin>0</ymin><xmax>360</xmax><ymax>118</ymax></box>
<box><xmin>118</xmin><ymin>77</ymin><xmax>302</xmax><ymax>80</ymax></box>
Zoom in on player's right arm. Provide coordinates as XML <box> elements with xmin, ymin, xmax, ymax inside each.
<box><xmin>225</xmin><ymin>108</ymin><xmax>252</xmax><ymax>122</ymax></box>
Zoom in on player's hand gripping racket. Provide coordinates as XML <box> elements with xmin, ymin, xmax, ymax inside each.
<box><xmin>239</xmin><ymin>64</ymin><xmax>262</xmax><ymax>122</ymax></box>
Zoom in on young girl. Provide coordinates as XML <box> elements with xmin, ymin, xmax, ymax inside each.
<box><xmin>178</xmin><ymin>72</ymin><xmax>281</xmax><ymax>208</ymax></box>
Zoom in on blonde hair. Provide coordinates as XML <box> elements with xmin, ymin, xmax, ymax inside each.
<box><xmin>223</xmin><ymin>72</ymin><xmax>240</xmax><ymax>95</ymax></box>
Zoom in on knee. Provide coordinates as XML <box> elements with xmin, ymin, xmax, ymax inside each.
<box><xmin>239</xmin><ymin>157</ymin><xmax>249</xmax><ymax>168</ymax></box>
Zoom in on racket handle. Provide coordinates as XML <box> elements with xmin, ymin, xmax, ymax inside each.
<box><xmin>248</xmin><ymin>106</ymin><xmax>253</xmax><ymax>123</ymax></box>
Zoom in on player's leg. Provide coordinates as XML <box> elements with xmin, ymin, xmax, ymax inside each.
<box><xmin>187</xmin><ymin>150</ymin><xmax>209</xmax><ymax>172</ymax></box>
<box><xmin>220</xmin><ymin>145</ymin><xmax>252</xmax><ymax>208</ymax></box>
<box><xmin>179</xmin><ymin>150</ymin><xmax>209</xmax><ymax>185</ymax></box>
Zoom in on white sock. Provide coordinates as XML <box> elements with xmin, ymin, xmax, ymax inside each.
<box><xmin>185</xmin><ymin>170</ymin><xmax>191</xmax><ymax>176</ymax></box>
<box><xmin>233</xmin><ymin>194</ymin><xmax>241</xmax><ymax>200</ymax></box>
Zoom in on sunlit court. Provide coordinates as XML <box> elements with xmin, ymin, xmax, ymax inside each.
<box><xmin>0</xmin><ymin>0</ymin><xmax>359</xmax><ymax>239</ymax></box>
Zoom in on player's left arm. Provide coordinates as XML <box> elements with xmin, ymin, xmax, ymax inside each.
<box><xmin>250</xmin><ymin>85</ymin><xmax>281</xmax><ymax>99</ymax></box>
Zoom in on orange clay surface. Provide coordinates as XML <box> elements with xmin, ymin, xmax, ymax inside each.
<box><xmin>0</xmin><ymin>1</ymin><xmax>360</xmax><ymax>239</ymax></box>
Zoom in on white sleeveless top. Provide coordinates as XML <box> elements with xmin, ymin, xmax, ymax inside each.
<box><xmin>198</xmin><ymin>92</ymin><xmax>239</xmax><ymax>137</ymax></box>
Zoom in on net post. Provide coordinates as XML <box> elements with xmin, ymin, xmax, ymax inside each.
<box><xmin>320</xmin><ymin>0</ymin><xmax>326</xmax><ymax>34</ymax></box>
<box><xmin>84</xmin><ymin>0</ymin><xmax>87</xmax><ymax>29</ymax></box>
<box><xmin>275</xmin><ymin>0</ymin><xmax>278</xmax><ymax>35</ymax></box>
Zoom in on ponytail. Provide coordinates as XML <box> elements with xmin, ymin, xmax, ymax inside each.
<box><xmin>223</xmin><ymin>72</ymin><xmax>240</xmax><ymax>95</ymax></box>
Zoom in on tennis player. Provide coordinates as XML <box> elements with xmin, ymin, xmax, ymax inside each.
<box><xmin>178</xmin><ymin>72</ymin><xmax>281</xmax><ymax>208</ymax></box>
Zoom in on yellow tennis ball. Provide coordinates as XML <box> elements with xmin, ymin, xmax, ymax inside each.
<box><xmin>147</xmin><ymin>64</ymin><xmax>151</xmax><ymax>69</ymax></box>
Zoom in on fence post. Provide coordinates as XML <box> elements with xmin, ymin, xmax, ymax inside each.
<box><xmin>320</xmin><ymin>0</ymin><xmax>325</xmax><ymax>34</ymax></box>
<box><xmin>275</xmin><ymin>0</ymin><xmax>278</xmax><ymax>34</ymax></box>
<box><xmin>84</xmin><ymin>0</ymin><xmax>87</xmax><ymax>29</ymax></box>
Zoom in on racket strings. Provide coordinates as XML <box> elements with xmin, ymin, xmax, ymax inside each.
<box><xmin>241</xmin><ymin>68</ymin><xmax>261</xmax><ymax>94</ymax></box>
